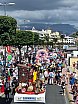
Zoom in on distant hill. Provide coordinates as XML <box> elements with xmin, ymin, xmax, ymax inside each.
<box><xmin>19</xmin><ymin>23</ymin><xmax>78</xmax><ymax>35</ymax></box>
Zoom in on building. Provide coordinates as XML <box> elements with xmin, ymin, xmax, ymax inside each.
<box><xmin>63</xmin><ymin>36</ymin><xmax>75</xmax><ymax>46</ymax></box>
<box><xmin>25</xmin><ymin>27</ymin><xmax>75</xmax><ymax>46</ymax></box>
<box><xmin>26</xmin><ymin>27</ymin><xmax>60</xmax><ymax>41</ymax></box>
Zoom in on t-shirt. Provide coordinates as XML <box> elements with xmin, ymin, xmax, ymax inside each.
<box><xmin>70</xmin><ymin>77</ymin><xmax>75</xmax><ymax>85</ymax></box>
<box><xmin>44</xmin><ymin>71</ymin><xmax>48</xmax><ymax>78</ymax></box>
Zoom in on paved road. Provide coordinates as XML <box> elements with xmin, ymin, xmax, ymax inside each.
<box><xmin>46</xmin><ymin>85</ymin><xmax>66</xmax><ymax>104</ymax></box>
<box><xmin>0</xmin><ymin>85</ymin><xmax>66</xmax><ymax>104</ymax></box>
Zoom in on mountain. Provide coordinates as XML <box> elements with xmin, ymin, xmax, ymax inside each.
<box><xmin>19</xmin><ymin>23</ymin><xmax>78</xmax><ymax>35</ymax></box>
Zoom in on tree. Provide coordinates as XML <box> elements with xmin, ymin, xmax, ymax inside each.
<box><xmin>70</xmin><ymin>31</ymin><xmax>78</xmax><ymax>46</ymax></box>
<box><xmin>44</xmin><ymin>34</ymin><xmax>49</xmax><ymax>45</ymax></box>
<box><xmin>0</xmin><ymin>16</ymin><xmax>17</xmax><ymax>35</ymax></box>
<box><xmin>60</xmin><ymin>34</ymin><xmax>65</xmax><ymax>48</ymax></box>
<box><xmin>13</xmin><ymin>31</ymin><xmax>39</xmax><ymax>45</ymax></box>
<box><xmin>53</xmin><ymin>38</ymin><xmax>58</xmax><ymax>48</ymax></box>
<box><xmin>70</xmin><ymin>31</ymin><xmax>78</xmax><ymax>38</ymax></box>
<box><xmin>0</xmin><ymin>16</ymin><xmax>17</xmax><ymax>71</ymax></box>
<box><xmin>0</xmin><ymin>16</ymin><xmax>17</xmax><ymax>46</ymax></box>
<box><xmin>13</xmin><ymin>30</ymin><xmax>39</xmax><ymax>63</ymax></box>
<box><xmin>32</xmin><ymin>32</ymin><xmax>39</xmax><ymax>45</ymax></box>
<box><xmin>0</xmin><ymin>32</ymin><xmax>11</xmax><ymax>45</ymax></box>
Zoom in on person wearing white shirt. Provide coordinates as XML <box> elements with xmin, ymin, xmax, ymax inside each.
<box><xmin>44</xmin><ymin>69</ymin><xmax>49</xmax><ymax>84</ymax></box>
<box><xmin>49</xmin><ymin>71</ymin><xmax>55</xmax><ymax>85</ymax></box>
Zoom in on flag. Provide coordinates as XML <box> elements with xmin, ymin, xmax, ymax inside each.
<box><xmin>6</xmin><ymin>46</ymin><xmax>11</xmax><ymax>53</ymax></box>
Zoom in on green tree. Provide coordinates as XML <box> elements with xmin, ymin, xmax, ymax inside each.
<box><xmin>71</xmin><ymin>31</ymin><xmax>78</xmax><ymax>46</ymax></box>
<box><xmin>14</xmin><ymin>31</ymin><xmax>39</xmax><ymax>46</ymax></box>
<box><xmin>44</xmin><ymin>34</ymin><xmax>49</xmax><ymax>45</ymax></box>
<box><xmin>70</xmin><ymin>31</ymin><xmax>78</xmax><ymax>38</ymax></box>
<box><xmin>0</xmin><ymin>16</ymin><xmax>17</xmax><ymax>71</ymax></box>
<box><xmin>13</xmin><ymin>30</ymin><xmax>39</xmax><ymax>63</ymax></box>
<box><xmin>60</xmin><ymin>34</ymin><xmax>65</xmax><ymax>48</ymax></box>
<box><xmin>0</xmin><ymin>32</ymin><xmax>11</xmax><ymax>45</ymax></box>
<box><xmin>0</xmin><ymin>16</ymin><xmax>17</xmax><ymax>35</ymax></box>
<box><xmin>53</xmin><ymin>38</ymin><xmax>58</xmax><ymax>48</ymax></box>
<box><xmin>14</xmin><ymin>30</ymin><xmax>33</xmax><ymax>63</ymax></box>
<box><xmin>32</xmin><ymin>32</ymin><xmax>39</xmax><ymax>45</ymax></box>
<box><xmin>0</xmin><ymin>16</ymin><xmax>17</xmax><ymax>46</ymax></box>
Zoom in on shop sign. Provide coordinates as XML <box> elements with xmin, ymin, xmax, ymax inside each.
<box><xmin>16</xmin><ymin>97</ymin><xmax>36</xmax><ymax>101</ymax></box>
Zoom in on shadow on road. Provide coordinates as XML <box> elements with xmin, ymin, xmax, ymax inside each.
<box><xmin>0</xmin><ymin>97</ymin><xmax>13</xmax><ymax>104</ymax></box>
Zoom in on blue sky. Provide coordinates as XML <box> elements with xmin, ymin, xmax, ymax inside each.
<box><xmin>0</xmin><ymin>0</ymin><xmax>78</xmax><ymax>27</ymax></box>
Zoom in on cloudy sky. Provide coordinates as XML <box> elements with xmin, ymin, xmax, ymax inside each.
<box><xmin>0</xmin><ymin>0</ymin><xmax>78</xmax><ymax>26</ymax></box>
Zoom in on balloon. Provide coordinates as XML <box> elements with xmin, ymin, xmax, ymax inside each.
<box><xmin>7</xmin><ymin>54</ymin><xmax>12</xmax><ymax>61</ymax></box>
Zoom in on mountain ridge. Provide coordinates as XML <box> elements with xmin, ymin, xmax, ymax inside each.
<box><xmin>19</xmin><ymin>23</ymin><xmax>78</xmax><ymax>35</ymax></box>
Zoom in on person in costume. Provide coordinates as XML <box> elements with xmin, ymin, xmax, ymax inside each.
<box><xmin>33</xmin><ymin>69</ymin><xmax>37</xmax><ymax>82</ymax></box>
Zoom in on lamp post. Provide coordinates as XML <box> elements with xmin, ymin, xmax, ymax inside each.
<box><xmin>0</xmin><ymin>2</ymin><xmax>15</xmax><ymax>16</ymax></box>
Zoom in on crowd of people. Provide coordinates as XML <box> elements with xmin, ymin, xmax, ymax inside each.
<box><xmin>0</xmin><ymin>46</ymin><xmax>78</xmax><ymax>103</ymax></box>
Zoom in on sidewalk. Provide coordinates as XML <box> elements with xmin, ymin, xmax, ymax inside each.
<box><xmin>66</xmin><ymin>84</ymin><xmax>75</xmax><ymax>104</ymax></box>
<box><xmin>65</xmin><ymin>66</ymin><xmax>78</xmax><ymax>104</ymax></box>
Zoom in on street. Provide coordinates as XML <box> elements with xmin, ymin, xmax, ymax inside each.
<box><xmin>0</xmin><ymin>84</ymin><xmax>66</xmax><ymax>104</ymax></box>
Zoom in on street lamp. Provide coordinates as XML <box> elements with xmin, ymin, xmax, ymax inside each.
<box><xmin>0</xmin><ymin>2</ymin><xmax>15</xmax><ymax>16</ymax></box>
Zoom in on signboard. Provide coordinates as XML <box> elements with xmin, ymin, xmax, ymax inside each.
<box><xmin>69</xmin><ymin>57</ymin><xmax>78</xmax><ymax>67</ymax></box>
<box><xmin>14</xmin><ymin>92</ymin><xmax>45</xmax><ymax>103</ymax></box>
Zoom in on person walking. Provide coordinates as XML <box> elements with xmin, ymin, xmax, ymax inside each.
<box><xmin>44</xmin><ymin>69</ymin><xmax>49</xmax><ymax>84</ymax></box>
<box><xmin>61</xmin><ymin>74</ymin><xmax>66</xmax><ymax>95</ymax></box>
<box><xmin>11</xmin><ymin>80</ymin><xmax>15</xmax><ymax>95</ymax></box>
<box><xmin>70</xmin><ymin>73</ymin><xmax>75</xmax><ymax>89</ymax></box>
<box><xmin>4</xmin><ymin>80</ymin><xmax>10</xmax><ymax>102</ymax></box>
<box><xmin>49</xmin><ymin>70</ymin><xmax>55</xmax><ymax>85</ymax></box>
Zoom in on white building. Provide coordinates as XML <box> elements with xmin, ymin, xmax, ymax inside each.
<box><xmin>63</xmin><ymin>36</ymin><xmax>75</xmax><ymax>45</ymax></box>
<box><xmin>25</xmin><ymin>27</ymin><xmax>75</xmax><ymax>45</ymax></box>
<box><xmin>26</xmin><ymin>27</ymin><xmax>60</xmax><ymax>41</ymax></box>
